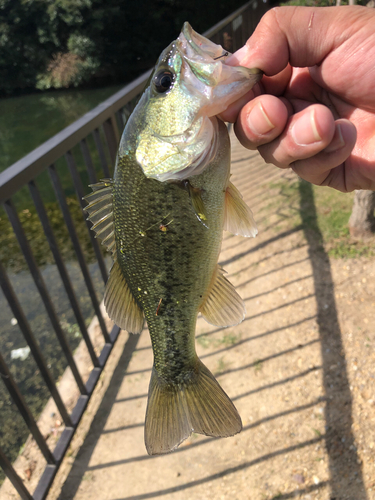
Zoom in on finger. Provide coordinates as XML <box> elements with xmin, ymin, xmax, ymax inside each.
<box><xmin>219</xmin><ymin>87</ymin><xmax>259</xmax><ymax>123</ymax></box>
<box><xmin>291</xmin><ymin>119</ymin><xmax>357</xmax><ymax>191</ymax></box>
<box><xmin>233</xmin><ymin>95</ymin><xmax>289</xmax><ymax>150</ymax></box>
<box><xmin>258</xmin><ymin>104</ymin><xmax>336</xmax><ymax>167</ymax></box>
<box><xmin>227</xmin><ymin>6</ymin><xmax>367</xmax><ymax>75</ymax></box>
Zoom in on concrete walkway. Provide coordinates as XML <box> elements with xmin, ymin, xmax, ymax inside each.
<box><xmin>47</xmin><ymin>131</ymin><xmax>375</xmax><ymax>500</ymax></box>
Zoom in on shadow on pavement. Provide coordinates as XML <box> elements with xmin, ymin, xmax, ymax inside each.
<box><xmin>57</xmin><ymin>332</ymin><xmax>141</xmax><ymax>500</ymax></box>
<box><xmin>298</xmin><ymin>180</ymin><xmax>367</xmax><ymax>499</ymax></box>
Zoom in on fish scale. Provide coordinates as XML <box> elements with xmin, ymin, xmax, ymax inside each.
<box><xmin>114</xmin><ymin>123</ymin><xmax>229</xmax><ymax>382</ymax></box>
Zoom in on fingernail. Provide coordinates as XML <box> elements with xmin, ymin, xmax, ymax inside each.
<box><xmin>247</xmin><ymin>102</ymin><xmax>275</xmax><ymax>136</ymax></box>
<box><xmin>325</xmin><ymin>124</ymin><xmax>345</xmax><ymax>153</ymax></box>
<box><xmin>291</xmin><ymin>109</ymin><xmax>322</xmax><ymax>146</ymax></box>
<box><xmin>226</xmin><ymin>46</ymin><xmax>249</xmax><ymax>66</ymax></box>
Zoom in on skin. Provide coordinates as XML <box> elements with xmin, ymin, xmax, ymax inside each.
<box><xmin>220</xmin><ymin>6</ymin><xmax>375</xmax><ymax>192</ymax></box>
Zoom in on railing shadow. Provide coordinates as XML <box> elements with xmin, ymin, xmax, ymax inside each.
<box><xmin>106</xmin><ymin>437</ymin><xmax>326</xmax><ymax>500</ymax></box>
<box><xmin>57</xmin><ymin>332</ymin><xmax>141</xmax><ymax>500</ymax></box>
<box><xmin>298</xmin><ymin>180</ymin><xmax>367</xmax><ymax>499</ymax></box>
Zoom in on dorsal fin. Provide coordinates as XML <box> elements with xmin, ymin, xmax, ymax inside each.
<box><xmin>224</xmin><ymin>181</ymin><xmax>257</xmax><ymax>237</ymax></box>
<box><xmin>84</xmin><ymin>179</ymin><xmax>116</xmax><ymax>254</ymax></box>
<box><xmin>104</xmin><ymin>261</ymin><xmax>144</xmax><ymax>333</ymax></box>
<box><xmin>199</xmin><ymin>265</ymin><xmax>245</xmax><ymax>327</ymax></box>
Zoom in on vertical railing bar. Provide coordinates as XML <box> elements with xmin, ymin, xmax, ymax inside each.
<box><xmin>103</xmin><ymin>118</ymin><xmax>117</xmax><ymax>166</ymax></box>
<box><xmin>0</xmin><ymin>445</ymin><xmax>33</xmax><ymax>500</ymax></box>
<box><xmin>115</xmin><ymin>109</ymin><xmax>124</xmax><ymax>131</ymax></box>
<box><xmin>79</xmin><ymin>138</ymin><xmax>98</xmax><ymax>185</ymax></box>
<box><xmin>28</xmin><ymin>181</ymin><xmax>89</xmax><ymax>395</ymax></box>
<box><xmin>92</xmin><ymin>128</ymin><xmax>111</xmax><ymax>178</ymax></box>
<box><xmin>48</xmin><ymin>163</ymin><xmax>110</xmax><ymax>346</ymax></box>
<box><xmin>0</xmin><ymin>351</ymin><xmax>55</xmax><ymax>464</ymax></box>
<box><xmin>0</xmin><ymin>259</ymin><xmax>72</xmax><ymax>427</ymax></box>
<box><xmin>3</xmin><ymin>198</ymin><xmax>87</xmax><ymax>397</ymax></box>
<box><xmin>110</xmin><ymin>114</ymin><xmax>120</xmax><ymax>145</ymax></box>
<box><xmin>64</xmin><ymin>150</ymin><xmax>108</xmax><ymax>284</ymax></box>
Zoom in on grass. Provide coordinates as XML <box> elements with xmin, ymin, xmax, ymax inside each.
<box><xmin>268</xmin><ymin>178</ymin><xmax>375</xmax><ymax>259</ymax></box>
<box><xmin>216</xmin><ymin>356</ymin><xmax>228</xmax><ymax>374</ymax></box>
<box><xmin>197</xmin><ymin>331</ymin><xmax>241</xmax><ymax>349</ymax></box>
<box><xmin>254</xmin><ymin>359</ymin><xmax>263</xmax><ymax>372</ymax></box>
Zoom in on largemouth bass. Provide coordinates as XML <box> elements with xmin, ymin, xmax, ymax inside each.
<box><xmin>85</xmin><ymin>23</ymin><xmax>262</xmax><ymax>455</ymax></box>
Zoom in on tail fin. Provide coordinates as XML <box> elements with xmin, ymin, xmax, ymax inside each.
<box><xmin>144</xmin><ymin>359</ymin><xmax>242</xmax><ymax>455</ymax></box>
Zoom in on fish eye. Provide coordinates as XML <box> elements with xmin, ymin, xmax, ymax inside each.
<box><xmin>153</xmin><ymin>70</ymin><xmax>174</xmax><ymax>94</ymax></box>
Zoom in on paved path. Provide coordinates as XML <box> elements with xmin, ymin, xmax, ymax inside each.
<box><xmin>48</xmin><ymin>131</ymin><xmax>374</xmax><ymax>500</ymax></box>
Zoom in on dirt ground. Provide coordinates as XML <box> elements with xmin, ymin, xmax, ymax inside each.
<box><xmin>3</xmin><ymin>131</ymin><xmax>375</xmax><ymax>500</ymax></box>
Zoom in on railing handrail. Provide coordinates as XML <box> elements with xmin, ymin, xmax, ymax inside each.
<box><xmin>0</xmin><ymin>0</ymin><xmax>256</xmax><ymax>204</ymax></box>
<box><xmin>203</xmin><ymin>0</ymin><xmax>257</xmax><ymax>38</ymax></box>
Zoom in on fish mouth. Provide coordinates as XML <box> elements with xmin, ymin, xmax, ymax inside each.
<box><xmin>180</xmin><ymin>22</ymin><xmax>231</xmax><ymax>62</ymax></box>
<box><xmin>176</xmin><ymin>22</ymin><xmax>263</xmax><ymax>117</ymax></box>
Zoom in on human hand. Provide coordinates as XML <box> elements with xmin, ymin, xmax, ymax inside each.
<box><xmin>221</xmin><ymin>6</ymin><xmax>375</xmax><ymax>192</ymax></box>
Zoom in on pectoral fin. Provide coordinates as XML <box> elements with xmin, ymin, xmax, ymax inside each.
<box><xmin>199</xmin><ymin>265</ymin><xmax>245</xmax><ymax>327</ymax></box>
<box><xmin>184</xmin><ymin>181</ymin><xmax>208</xmax><ymax>228</ymax></box>
<box><xmin>84</xmin><ymin>179</ymin><xmax>116</xmax><ymax>254</ymax></box>
<box><xmin>104</xmin><ymin>261</ymin><xmax>144</xmax><ymax>333</ymax></box>
<box><xmin>224</xmin><ymin>182</ymin><xmax>257</xmax><ymax>237</ymax></box>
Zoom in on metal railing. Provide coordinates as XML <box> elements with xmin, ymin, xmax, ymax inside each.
<box><xmin>0</xmin><ymin>1</ymin><xmax>269</xmax><ymax>498</ymax></box>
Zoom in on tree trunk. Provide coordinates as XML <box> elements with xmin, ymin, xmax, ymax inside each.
<box><xmin>348</xmin><ymin>190</ymin><xmax>375</xmax><ymax>239</ymax></box>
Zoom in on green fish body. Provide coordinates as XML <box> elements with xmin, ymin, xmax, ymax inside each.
<box><xmin>85</xmin><ymin>23</ymin><xmax>262</xmax><ymax>455</ymax></box>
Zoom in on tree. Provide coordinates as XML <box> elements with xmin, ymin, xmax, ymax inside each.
<box><xmin>0</xmin><ymin>0</ymin><xmax>248</xmax><ymax>94</ymax></box>
<box><xmin>348</xmin><ymin>190</ymin><xmax>375</xmax><ymax>239</ymax></box>
<box><xmin>0</xmin><ymin>0</ymin><xmax>55</xmax><ymax>94</ymax></box>
<box><xmin>347</xmin><ymin>0</ymin><xmax>375</xmax><ymax>240</ymax></box>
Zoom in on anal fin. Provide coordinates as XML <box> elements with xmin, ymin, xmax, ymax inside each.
<box><xmin>199</xmin><ymin>265</ymin><xmax>245</xmax><ymax>327</ymax></box>
<box><xmin>224</xmin><ymin>181</ymin><xmax>257</xmax><ymax>237</ymax></box>
<box><xmin>104</xmin><ymin>261</ymin><xmax>144</xmax><ymax>333</ymax></box>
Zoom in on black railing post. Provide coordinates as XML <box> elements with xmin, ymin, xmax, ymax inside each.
<box><xmin>0</xmin><ymin>351</ymin><xmax>55</xmax><ymax>464</ymax></box>
<box><xmin>0</xmin><ymin>446</ymin><xmax>33</xmax><ymax>500</ymax></box>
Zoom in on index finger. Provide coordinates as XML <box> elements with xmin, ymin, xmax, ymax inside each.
<box><xmin>227</xmin><ymin>5</ymin><xmax>368</xmax><ymax>76</ymax></box>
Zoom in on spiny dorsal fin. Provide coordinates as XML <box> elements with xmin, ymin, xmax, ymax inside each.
<box><xmin>224</xmin><ymin>181</ymin><xmax>257</xmax><ymax>237</ymax></box>
<box><xmin>199</xmin><ymin>265</ymin><xmax>245</xmax><ymax>327</ymax></box>
<box><xmin>145</xmin><ymin>360</ymin><xmax>242</xmax><ymax>455</ymax></box>
<box><xmin>104</xmin><ymin>261</ymin><xmax>144</xmax><ymax>333</ymax></box>
<box><xmin>84</xmin><ymin>179</ymin><xmax>116</xmax><ymax>254</ymax></box>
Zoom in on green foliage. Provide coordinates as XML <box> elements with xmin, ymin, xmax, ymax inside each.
<box><xmin>0</xmin><ymin>197</ymin><xmax>97</xmax><ymax>272</ymax></box>
<box><xmin>0</xmin><ymin>0</ymin><xmax>55</xmax><ymax>94</ymax></box>
<box><xmin>268</xmin><ymin>178</ymin><xmax>375</xmax><ymax>259</ymax></box>
<box><xmin>1</xmin><ymin>0</ymin><xmax>247</xmax><ymax>94</ymax></box>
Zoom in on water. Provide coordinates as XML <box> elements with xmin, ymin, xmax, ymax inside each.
<box><xmin>0</xmin><ymin>85</ymin><xmax>123</xmax><ymax>173</ymax></box>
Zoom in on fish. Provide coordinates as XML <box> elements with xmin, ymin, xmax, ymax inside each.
<box><xmin>84</xmin><ymin>23</ymin><xmax>262</xmax><ymax>455</ymax></box>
